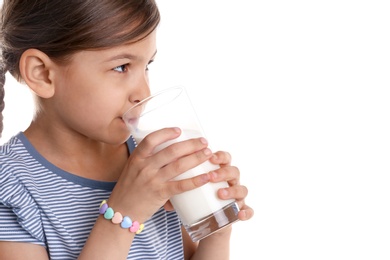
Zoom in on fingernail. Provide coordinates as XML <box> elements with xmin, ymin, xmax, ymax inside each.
<box><xmin>203</xmin><ymin>148</ymin><xmax>212</xmax><ymax>156</ymax></box>
<box><xmin>200</xmin><ymin>137</ymin><xmax>208</xmax><ymax>144</ymax></box>
<box><xmin>241</xmin><ymin>210</ymin><xmax>247</xmax><ymax>218</ymax></box>
<box><xmin>201</xmin><ymin>174</ymin><xmax>210</xmax><ymax>183</ymax></box>
<box><xmin>220</xmin><ymin>188</ymin><xmax>229</xmax><ymax>197</ymax></box>
<box><xmin>210</xmin><ymin>171</ymin><xmax>218</xmax><ymax>180</ymax></box>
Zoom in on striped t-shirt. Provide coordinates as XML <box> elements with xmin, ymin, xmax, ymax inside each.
<box><xmin>0</xmin><ymin>132</ymin><xmax>184</xmax><ymax>259</ymax></box>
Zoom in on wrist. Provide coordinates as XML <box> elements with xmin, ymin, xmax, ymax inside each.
<box><xmin>99</xmin><ymin>200</ymin><xmax>145</xmax><ymax>234</ymax></box>
<box><xmin>215</xmin><ymin>225</ymin><xmax>233</xmax><ymax>237</ymax></box>
<box><xmin>106</xmin><ymin>196</ymin><xmax>150</xmax><ymax>224</ymax></box>
<box><xmin>202</xmin><ymin>225</ymin><xmax>232</xmax><ymax>242</ymax></box>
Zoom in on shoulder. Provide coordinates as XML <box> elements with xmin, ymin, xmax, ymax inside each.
<box><xmin>0</xmin><ymin>134</ymin><xmax>30</xmax><ymax>182</ymax></box>
<box><xmin>0</xmin><ymin>133</ymin><xmax>33</xmax><ymax>168</ymax></box>
<box><xmin>0</xmin><ymin>134</ymin><xmax>45</xmax><ymax>242</ymax></box>
<box><xmin>0</xmin><ymin>134</ymin><xmax>41</xmax><ymax>188</ymax></box>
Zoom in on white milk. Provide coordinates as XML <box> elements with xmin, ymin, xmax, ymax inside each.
<box><xmin>131</xmin><ymin>129</ymin><xmax>235</xmax><ymax>225</ymax></box>
<box><xmin>170</xmin><ymin>161</ymin><xmax>235</xmax><ymax>225</ymax></box>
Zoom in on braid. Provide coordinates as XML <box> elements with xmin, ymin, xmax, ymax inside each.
<box><xmin>0</xmin><ymin>63</ymin><xmax>5</xmax><ymax>138</ymax></box>
<box><xmin>0</xmin><ymin>1</ymin><xmax>6</xmax><ymax>139</ymax></box>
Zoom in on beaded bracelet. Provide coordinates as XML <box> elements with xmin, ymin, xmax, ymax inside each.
<box><xmin>99</xmin><ymin>200</ymin><xmax>144</xmax><ymax>234</ymax></box>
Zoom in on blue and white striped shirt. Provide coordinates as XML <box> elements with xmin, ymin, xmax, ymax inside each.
<box><xmin>0</xmin><ymin>132</ymin><xmax>184</xmax><ymax>259</ymax></box>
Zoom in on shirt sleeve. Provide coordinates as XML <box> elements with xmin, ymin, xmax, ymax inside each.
<box><xmin>0</xmin><ymin>162</ymin><xmax>45</xmax><ymax>246</ymax></box>
<box><xmin>0</xmin><ymin>203</ymin><xmax>44</xmax><ymax>246</ymax></box>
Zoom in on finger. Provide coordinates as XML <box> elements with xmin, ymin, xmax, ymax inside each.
<box><xmin>166</xmin><ymin>173</ymin><xmax>210</xmax><ymax>196</ymax></box>
<box><xmin>208</xmin><ymin>166</ymin><xmax>240</xmax><ymax>185</ymax></box>
<box><xmin>161</xmin><ymin>147</ymin><xmax>213</xmax><ymax>181</ymax></box>
<box><xmin>209</xmin><ymin>151</ymin><xmax>232</xmax><ymax>166</ymax></box>
<box><xmin>135</xmin><ymin>127</ymin><xmax>181</xmax><ymax>157</ymax></box>
<box><xmin>153</xmin><ymin>137</ymin><xmax>210</xmax><ymax>174</ymax></box>
<box><xmin>217</xmin><ymin>184</ymin><xmax>248</xmax><ymax>201</ymax></box>
<box><xmin>237</xmin><ymin>204</ymin><xmax>255</xmax><ymax>221</ymax></box>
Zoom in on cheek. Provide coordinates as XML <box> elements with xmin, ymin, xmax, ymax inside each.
<box><xmin>61</xmin><ymin>99</ymin><xmax>117</xmax><ymax>136</ymax></box>
<box><xmin>56</xmin><ymin>86</ymin><xmax>117</xmax><ymax>126</ymax></box>
<box><xmin>75</xmin><ymin>93</ymin><xmax>119</xmax><ymax>122</ymax></box>
<box><xmin>62</xmin><ymin>76</ymin><xmax>116</xmax><ymax>110</ymax></box>
<box><xmin>56</xmin><ymin>67</ymin><xmax>126</xmax><ymax>126</ymax></box>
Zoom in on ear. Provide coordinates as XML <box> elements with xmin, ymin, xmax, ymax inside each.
<box><xmin>19</xmin><ymin>49</ymin><xmax>56</xmax><ymax>98</ymax></box>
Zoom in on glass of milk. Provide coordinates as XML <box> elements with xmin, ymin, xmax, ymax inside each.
<box><xmin>122</xmin><ymin>86</ymin><xmax>239</xmax><ymax>242</ymax></box>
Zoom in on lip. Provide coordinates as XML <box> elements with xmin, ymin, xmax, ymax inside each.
<box><xmin>121</xmin><ymin>113</ymin><xmax>139</xmax><ymax>128</ymax></box>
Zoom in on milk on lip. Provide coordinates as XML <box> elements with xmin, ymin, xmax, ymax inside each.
<box><xmin>131</xmin><ymin>129</ymin><xmax>235</xmax><ymax>225</ymax></box>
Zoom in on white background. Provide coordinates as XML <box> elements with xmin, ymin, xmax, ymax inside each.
<box><xmin>1</xmin><ymin>1</ymin><xmax>390</xmax><ymax>259</ymax></box>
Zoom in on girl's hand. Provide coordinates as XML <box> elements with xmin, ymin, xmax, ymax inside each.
<box><xmin>182</xmin><ymin>151</ymin><xmax>253</xmax><ymax>259</ymax></box>
<box><xmin>208</xmin><ymin>151</ymin><xmax>254</xmax><ymax>221</ymax></box>
<box><xmin>109</xmin><ymin>127</ymin><xmax>213</xmax><ymax>222</ymax></box>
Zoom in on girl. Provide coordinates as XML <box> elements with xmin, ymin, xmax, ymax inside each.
<box><xmin>0</xmin><ymin>0</ymin><xmax>253</xmax><ymax>259</ymax></box>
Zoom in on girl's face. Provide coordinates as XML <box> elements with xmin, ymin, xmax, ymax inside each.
<box><xmin>48</xmin><ymin>30</ymin><xmax>157</xmax><ymax>144</ymax></box>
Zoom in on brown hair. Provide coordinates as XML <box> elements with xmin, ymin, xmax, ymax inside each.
<box><xmin>0</xmin><ymin>0</ymin><xmax>160</xmax><ymax>137</ymax></box>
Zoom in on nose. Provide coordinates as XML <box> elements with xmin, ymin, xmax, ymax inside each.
<box><xmin>128</xmin><ymin>75</ymin><xmax>151</xmax><ymax>106</ymax></box>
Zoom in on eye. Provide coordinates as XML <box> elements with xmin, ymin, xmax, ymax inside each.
<box><xmin>146</xmin><ymin>60</ymin><xmax>154</xmax><ymax>71</ymax></box>
<box><xmin>113</xmin><ymin>64</ymin><xmax>129</xmax><ymax>73</ymax></box>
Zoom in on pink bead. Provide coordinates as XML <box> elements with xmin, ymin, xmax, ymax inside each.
<box><xmin>99</xmin><ymin>200</ymin><xmax>143</xmax><ymax>234</ymax></box>
<box><xmin>130</xmin><ymin>221</ymin><xmax>140</xmax><ymax>233</ymax></box>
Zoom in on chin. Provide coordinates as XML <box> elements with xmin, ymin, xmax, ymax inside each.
<box><xmin>110</xmin><ymin>131</ymin><xmax>132</xmax><ymax>145</ymax></box>
<box><xmin>105</xmin><ymin>119</ymin><xmax>132</xmax><ymax>144</ymax></box>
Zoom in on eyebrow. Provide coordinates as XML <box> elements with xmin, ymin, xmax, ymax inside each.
<box><xmin>106</xmin><ymin>50</ymin><xmax>157</xmax><ymax>62</ymax></box>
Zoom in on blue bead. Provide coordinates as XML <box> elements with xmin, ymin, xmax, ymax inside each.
<box><xmin>121</xmin><ymin>216</ymin><xmax>133</xmax><ymax>228</ymax></box>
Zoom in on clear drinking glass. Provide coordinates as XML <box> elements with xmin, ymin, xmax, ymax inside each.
<box><xmin>123</xmin><ymin>86</ymin><xmax>239</xmax><ymax>242</ymax></box>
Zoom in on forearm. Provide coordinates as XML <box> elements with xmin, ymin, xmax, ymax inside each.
<box><xmin>190</xmin><ymin>226</ymin><xmax>232</xmax><ymax>260</ymax></box>
<box><xmin>78</xmin><ymin>215</ymin><xmax>135</xmax><ymax>260</ymax></box>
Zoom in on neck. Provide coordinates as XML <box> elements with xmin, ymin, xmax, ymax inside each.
<box><xmin>24</xmin><ymin>120</ymin><xmax>129</xmax><ymax>182</ymax></box>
